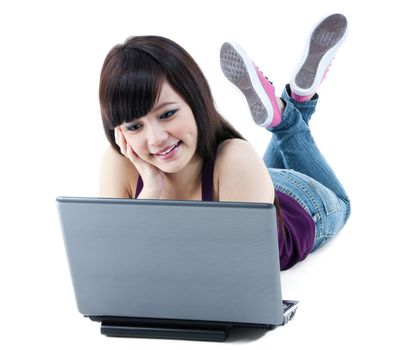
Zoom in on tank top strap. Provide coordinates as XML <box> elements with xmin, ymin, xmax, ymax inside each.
<box><xmin>134</xmin><ymin>157</ymin><xmax>214</xmax><ymax>201</ymax></box>
<box><xmin>135</xmin><ymin>174</ymin><xmax>144</xmax><ymax>199</ymax></box>
<box><xmin>201</xmin><ymin>157</ymin><xmax>214</xmax><ymax>201</ymax></box>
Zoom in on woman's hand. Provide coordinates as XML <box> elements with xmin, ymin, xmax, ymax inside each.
<box><xmin>114</xmin><ymin>127</ymin><xmax>166</xmax><ymax>198</ymax></box>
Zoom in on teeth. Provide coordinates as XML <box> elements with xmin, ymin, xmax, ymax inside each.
<box><xmin>160</xmin><ymin>146</ymin><xmax>174</xmax><ymax>155</ymax></box>
<box><xmin>157</xmin><ymin>142</ymin><xmax>178</xmax><ymax>155</ymax></box>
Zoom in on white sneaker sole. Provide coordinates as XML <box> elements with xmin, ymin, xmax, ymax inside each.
<box><xmin>220</xmin><ymin>42</ymin><xmax>274</xmax><ymax>127</ymax></box>
<box><xmin>290</xmin><ymin>13</ymin><xmax>348</xmax><ymax>97</ymax></box>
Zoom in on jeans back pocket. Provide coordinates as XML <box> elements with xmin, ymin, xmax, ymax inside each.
<box><xmin>308</xmin><ymin>179</ymin><xmax>341</xmax><ymax>215</ymax></box>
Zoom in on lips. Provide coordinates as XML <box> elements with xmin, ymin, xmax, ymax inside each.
<box><xmin>153</xmin><ymin>141</ymin><xmax>181</xmax><ymax>156</ymax></box>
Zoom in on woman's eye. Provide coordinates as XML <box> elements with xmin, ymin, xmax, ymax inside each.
<box><xmin>126</xmin><ymin>124</ymin><xmax>141</xmax><ymax>132</ymax></box>
<box><xmin>124</xmin><ymin>110</ymin><xmax>177</xmax><ymax>131</ymax></box>
<box><xmin>160</xmin><ymin>109</ymin><xmax>177</xmax><ymax>119</ymax></box>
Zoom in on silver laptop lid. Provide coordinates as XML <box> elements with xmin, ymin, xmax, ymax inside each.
<box><xmin>57</xmin><ymin>197</ymin><xmax>284</xmax><ymax>325</ymax></box>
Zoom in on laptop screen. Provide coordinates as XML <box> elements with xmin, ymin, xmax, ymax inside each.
<box><xmin>57</xmin><ymin>197</ymin><xmax>284</xmax><ymax>326</ymax></box>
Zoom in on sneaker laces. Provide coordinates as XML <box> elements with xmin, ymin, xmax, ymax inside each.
<box><xmin>256</xmin><ymin>64</ymin><xmax>274</xmax><ymax>85</ymax></box>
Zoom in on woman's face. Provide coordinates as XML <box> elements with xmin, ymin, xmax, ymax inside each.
<box><xmin>120</xmin><ymin>80</ymin><xmax>199</xmax><ymax>173</ymax></box>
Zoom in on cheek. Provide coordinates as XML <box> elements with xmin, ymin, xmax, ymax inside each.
<box><xmin>124</xmin><ymin>136</ymin><xmax>142</xmax><ymax>156</ymax></box>
<box><xmin>190</xmin><ymin>125</ymin><xmax>198</xmax><ymax>144</ymax></box>
<box><xmin>181</xmin><ymin>119</ymin><xmax>198</xmax><ymax>140</ymax></box>
<box><xmin>186</xmin><ymin>129</ymin><xmax>197</xmax><ymax>142</ymax></box>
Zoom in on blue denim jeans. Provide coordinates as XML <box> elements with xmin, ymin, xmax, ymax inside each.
<box><xmin>263</xmin><ymin>85</ymin><xmax>351</xmax><ymax>252</ymax></box>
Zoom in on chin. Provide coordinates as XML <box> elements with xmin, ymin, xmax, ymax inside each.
<box><xmin>153</xmin><ymin>154</ymin><xmax>192</xmax><ymax>174</ymax></box>
<box><xmin>156</xmin><ymin>162</ymin><xmax>186</xmax><ymax>174</ymax></box>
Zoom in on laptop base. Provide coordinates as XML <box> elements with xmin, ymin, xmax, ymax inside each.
<box><xmin>89</xmin><ymin>315</ymin><xmax>279</xmax><ymax>342</ymax></box>
<box><xmin>88</xmin><ymin>300</ymin><xmax>298</xmax><ymax>342</ymax></box>
<box><xmin>100</xmin><ymin>321</ymin><xmax>228</xmax><ymax>342</ymax></box>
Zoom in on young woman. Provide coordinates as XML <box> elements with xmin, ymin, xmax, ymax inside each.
<box><xmin>99</xmin><ymin>13</ymin><xmax>351</xmax><ymax>270</ymax></box>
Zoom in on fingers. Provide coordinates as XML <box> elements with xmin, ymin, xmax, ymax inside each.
<box><xmin>126</xmin><ymin>138</ymin><xmax>138</xmax><ymax>164</ymax></box>
<box><xmin>114</xmin><ymin>127</ymin><xmax>127</xmax><ymax>156</ymax></box>
<box><xmin>114</xmin><ymin>127</ymin><xmax>140</xmax><ymax>165</ymax></box>
<box><xmin>114</xmin><ymin>128</ymin><xmax>164</xmax><ymax>186</ymax></box>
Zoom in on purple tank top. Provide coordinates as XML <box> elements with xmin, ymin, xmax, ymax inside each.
<box><xmin>135</xmin><ymin>157</ymin><xmax>214</xmax><ymax>201</ymax></box>
<box><xmin>134</xmin><ymin>158</ymin><xmax>315</xmax><ymax>270</ymax></box>
<box><xmin>274</xmin><ymin>191</ymin><xmax>315</xmax><ymax>270</ymax></box>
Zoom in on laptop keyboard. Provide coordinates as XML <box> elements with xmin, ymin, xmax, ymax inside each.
<box><xmin>282</xmin><ymin>300</ymin><xmax>298</xmax><ymax>312</ymax></box>
<box><xmin>283</xmin><ymin>301</ymin><xmax>292</xmax><ymax>311</ymax></box>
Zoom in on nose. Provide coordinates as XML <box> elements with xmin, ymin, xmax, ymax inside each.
<box><xmin>146</xmin><ymin>123</ymin><xmax>169</xmax><ymax>147</ymax></box>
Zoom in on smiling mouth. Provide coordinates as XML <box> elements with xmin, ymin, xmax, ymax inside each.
<box><xmin>153</xmin><ymin>141</ymin><xmax>181</xmax><ymax>156</ymax></box>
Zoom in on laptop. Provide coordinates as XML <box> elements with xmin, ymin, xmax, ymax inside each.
<box><xmin>56</xmin><ymin>196</ymin><xmax>298</xmax><ymax>341</ymax></box>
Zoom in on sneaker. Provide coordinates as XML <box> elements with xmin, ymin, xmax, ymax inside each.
<box><xmin>220</xmin><ymin>42</ymin><xmax>281</xmax><ymax>128</ymax></box>
<box><xmin>290</xmin><ymin>13</ymin><xmax>348</xmax><ymax>102</ymax></box>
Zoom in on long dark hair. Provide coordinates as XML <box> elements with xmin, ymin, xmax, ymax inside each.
<box><xmin>99</xmin><ymin>35</ymin><xmax>246</xmax><ymax>160</ymax></box>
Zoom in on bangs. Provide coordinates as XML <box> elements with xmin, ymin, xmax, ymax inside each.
<box><xmin>100</xmin><ymin>47</ymin><xmax>165</xmax><ymax>129</ymax></box>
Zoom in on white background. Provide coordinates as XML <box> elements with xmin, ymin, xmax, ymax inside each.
<box><xmin>1</xmin><ymin>0</ymin><xmax>405</xmax><ymax>348</ymax></box>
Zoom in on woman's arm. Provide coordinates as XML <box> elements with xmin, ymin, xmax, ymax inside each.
<box><xmin>216</xmin><ymin>139</ymin><xmax>275</xmax><ymax>204</ymax></box>
<box><xmin>99</xmin><ymin>146</ymin><xmax>138</xmax><ymax>198</ymax></box>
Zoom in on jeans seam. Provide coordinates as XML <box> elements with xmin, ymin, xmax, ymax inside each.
<box><xmin>275</xmin><ymin>184</ymin><xmax>312</xmax><ymax>216</ymax></box>
<box><xmin>274</xmin><ymin>171</ymin><xmax>324</xmax><ymax>237</ymax></box>
<box><xmin>307</xmin><ymin>179</ymin><xmax>342</xmax><ymax>215</ymax></box>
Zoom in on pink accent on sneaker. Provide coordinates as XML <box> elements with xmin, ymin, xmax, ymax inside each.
<box><xmin>254</xmin><ymin>65</ymin><xmax>282</xmax><ymax>127</ymax></box>
<box><xmin>322</xmin><ymin>63</ymin><xmax>332</xmax><ymax>81</ymax></box>
<box><xmin>291</xmin><ymin>91</ymin><xmax>311</xmax><ymax>102</ymax></box>
<box><xmin>291</xmin><ymin>62</ymin><xmax>332</xmax><ymax>102</ymax></box>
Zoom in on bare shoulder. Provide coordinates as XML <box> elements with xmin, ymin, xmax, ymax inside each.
<box><xmin>99</xmin><ymin>146</ymin><xmax>139</xmax><ymax>198</ymax></box>
<box><xmin>215</xmin><ymin>139</ymin><xmax>265</xmax><ymax>177</ymax></box>
<box><xmin>214</xmin><ymin>139</ymin><xmax>275</xmax><ymax>203</ymax></box>
<box><xmin>216</xmin><ymin>138</ymin><xmax>257</xmax><ymax>161</ymax></box>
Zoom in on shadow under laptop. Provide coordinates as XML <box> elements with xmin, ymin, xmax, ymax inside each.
<box><xmin>226</xmin><ymin>328</ymin><xmax>268</xmax><ymax>342</ymax></box>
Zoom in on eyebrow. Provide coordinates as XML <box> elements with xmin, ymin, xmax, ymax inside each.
<box><xmin>124</xmin><ymin>101</ymin><xmax>178</xmax><ymax>126</ymax></box>
<box><xmin>151</xmin><ymin>101</ymin><xmax>178</xmax><ymax>113</ymax></box>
